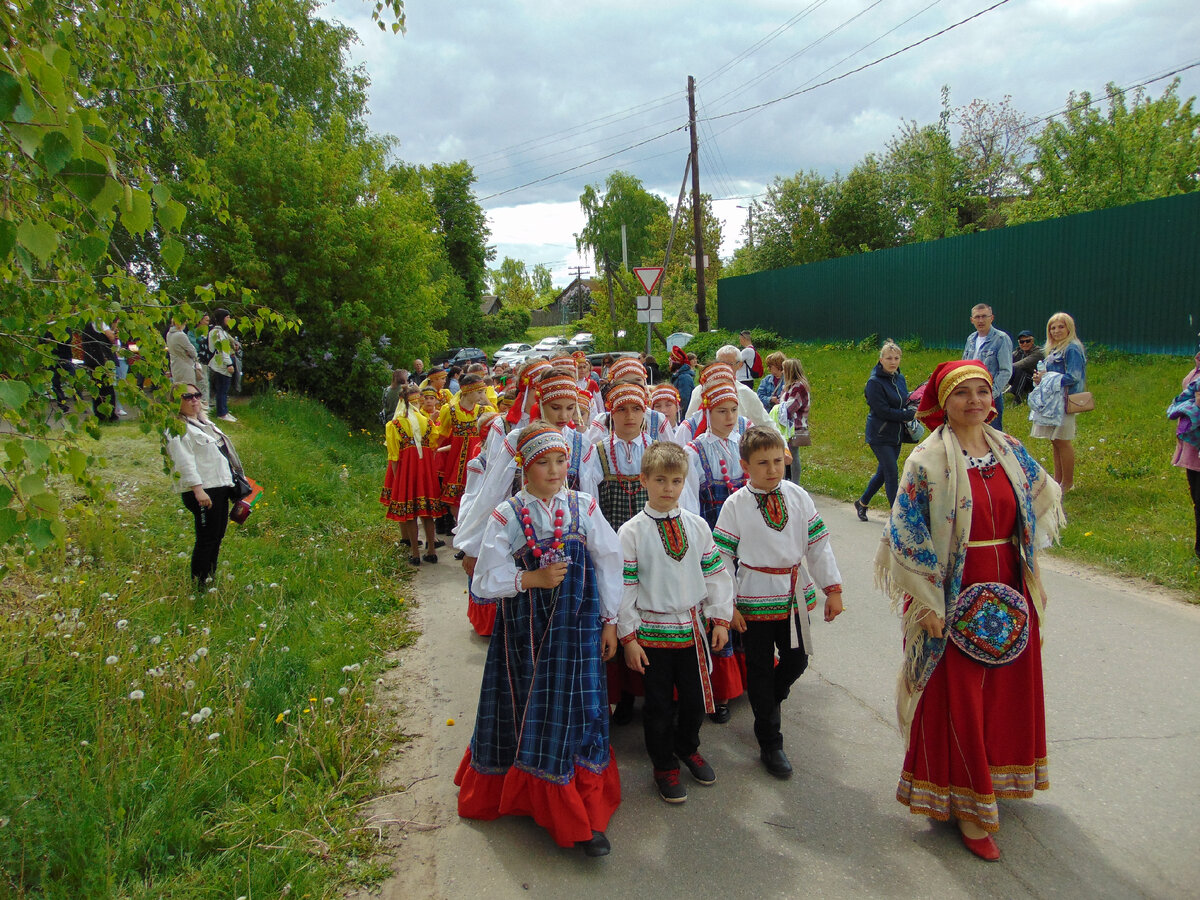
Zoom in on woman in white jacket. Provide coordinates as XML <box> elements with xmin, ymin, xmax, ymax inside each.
<box><xmin>166</xmin><ymin>383</ymin><xmax>238</xmax><ymax>586</ymax></box>
<box><xmin>208</xmin><ymin>308</ymin><xmax>237</xmax><ymax>422</ymax></box>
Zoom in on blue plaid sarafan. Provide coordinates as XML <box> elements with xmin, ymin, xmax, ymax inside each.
<box><xmin>468</xmin><ymin>491</ymin><xmax>611</xmax><ymax>783</ymax></box>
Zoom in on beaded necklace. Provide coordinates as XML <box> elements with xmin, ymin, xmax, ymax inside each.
<box><xmin>711</xmin><ymin>431</ymin><xmax>738</xmax><ymax>493</ymax></box>
<box><xmin>520</xmin><ymin>501</ymin><xmax>566</xmax><ymax>567</ymax></box>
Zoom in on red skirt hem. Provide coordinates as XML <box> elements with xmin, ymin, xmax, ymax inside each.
<box><xmin>467</xmin><ymin>597</ymin><xmax>497</xmax><ymax>637</ymax></box>
<box><xmin>454</xmin><ymin>747</ymin><xmax>621</xmax><ymax>847</ymax></box>
<box><xmin>710</xmin><ymin>653</ymin><xmax>745</xmax><ymax>703</ymax></box>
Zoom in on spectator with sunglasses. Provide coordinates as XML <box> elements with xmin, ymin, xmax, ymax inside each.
<box><xmin>1006</xmin><ymin>331</ymin><xmax>1044</xmax><ymax>405</ymax></box>
<box><xmin>165</xmin><ymin>382</ymin><xmax>242</xmax><ymax>588</ymax></box>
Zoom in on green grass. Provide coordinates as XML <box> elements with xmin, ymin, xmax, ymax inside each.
<box><xmin>0</xmin><ymin>393</ymin><xmax>414</xmax><ymax>897</ymax></box>
<box><xmin>780</xmin><ymin>342</ymin><xmax>1199</xmax><ymax>596</ymax></box>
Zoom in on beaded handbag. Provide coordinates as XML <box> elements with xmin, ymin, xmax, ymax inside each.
<box><xmin>949</xmin><ymin>581</ymin><xmax>1030</xmax><ymax>667</ymax></box>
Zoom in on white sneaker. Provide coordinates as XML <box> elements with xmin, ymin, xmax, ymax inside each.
<box><xmin>219</xmin><ymin>413</ymin><xmax>238</xmax><ymax>423</ymax></box>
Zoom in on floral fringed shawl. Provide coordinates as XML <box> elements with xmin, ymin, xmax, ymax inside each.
<box><xmin>873</xmin><ymin>423</ymin><xmax>1065</xmax><ymax>742</ymax></box>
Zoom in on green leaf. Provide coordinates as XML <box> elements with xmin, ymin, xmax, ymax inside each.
<box><xmin>6</xmin><ymin>440</ymin><xmax>26</xmax><ymax>466</ymax></box>
<box><xmin>25</xmin><ymin>441</ymin><xmax>51</xmax><ymax>469</ymax></box>
<box><xmin>9</xmin><ymin>123</ymin><xmax>43</xmax><ymax>158</ymax></box>
<box><xmin>92</xmin><ymin>177</ymin><xmax>125</xmax><ymax>213</ymax></box>
<box><xmin>161</xmin><ymin>236</ymin><xmax>184</xmax><ymax>274</ymax></box>
<box><xmin>67</xmin><ymin>449</ymin><xmax>87</xmax><ymax>480</ymax></box>
<box><xmin>0</xmin><ymin>381</ymin><xmax>29</xmax><ymax>410</ymax></box>
<box><xmin>20</xmin><ymin>474</ymin><xmax>43</xmax><ymax>498</ymax></box>
<box><xmin>152</xmin><ymin>183</ymin><xmax>171</xmax><ymax>206</ymax></box>
<box><xmin>0</xmin><ymin>71</ymin><xmax>19</xmax><ymax>120</ymax></box>
<box><xmin>16</xmin><ymin>220</ymin><xmax>59</xmax><ymax>264</ymax></box>
<box><xmin>120</xmin><ymin>188</ymin><xmax>152</xmax><ymax>235</ymax></box>
<box><xmin>29</xmin><ymin>492</ymin><xmax>60</xmax><ymax>516</ymax></box>
<box><xmin>77</xmin><ymin>234</ymin><xmax>110</xmax><ymax>266</ymax></box>
<box><xmin>158</xmin><ymin>198</ymin><xmax>186</xmax><ymax>233</ymax></box>
<box><xmin>64</xmin><ymin>157</ymin><xmax>108</xmax><ymax>204</ymax></box>
<box><xmin>0</xmin><ymin>510</ymin><xmax>19</xmax><ymax>545</ymax></box>
<box><xmin>25</xmin><ymin>518</ymin><xmax>57</xmax><ymax>551</ymax></box>
<box><xmin>0</xmin><ymin>485</ymin><xmax>13</xmax><ymax>508</ymax></box>
<box><xmin>0</xmin><ymin>220</ymin><xmax>15</xmax><ymax>259</ymax></box>
<box><xmin>40</xmin><ymin>130</ymin><xmax>73</xmax><ymax>177</ymax></box>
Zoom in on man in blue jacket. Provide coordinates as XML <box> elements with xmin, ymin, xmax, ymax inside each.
<box><xmin>963</xmin><ymin>303</ymin><xmax>1012</xmax><ymax>430</ymax></box>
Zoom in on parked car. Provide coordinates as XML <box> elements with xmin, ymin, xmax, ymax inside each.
<box><xmin>493</xmin><ymin>342</ymin><xmax>533</xmax><ymax>365</ymax></box>
<box><xmin>528</xmin><ymin>336</ymin><xmax>572</xmax><ymax>359</ymax></box>
<box><xmin>568</xmin><ymin>332</ymin><xmax>594</xmax><ymax>348</ymax></box>
<box><xmin>441</xmin><ymin>347</ymin><xmax>488</xmax><ymax>368</ymax></box>
<box><xmin>585</xmin><ymin>350</ymin><xmax>641</xmax><ymax>378</ymax></box>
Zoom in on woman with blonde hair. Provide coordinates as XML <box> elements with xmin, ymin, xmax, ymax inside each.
<box><xmin>1031</xmin><ymin>312</ymin><xmax>1087</xmax><ymax>491</ymax></box>
<box><xmin>854</xmin><ymin>341</ymin><xmax>916</xmax><ymax>520</ymax></box>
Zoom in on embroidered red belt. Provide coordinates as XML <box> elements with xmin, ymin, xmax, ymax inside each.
<box><xmin>740</xmin><ymin>562</ymin><xmax>803</xmax><ymax>649</ymax></box>
<box><xmin>689</xmin><ymin>608</ymin><xmax>716</xmax><ymax>715</ymax></box>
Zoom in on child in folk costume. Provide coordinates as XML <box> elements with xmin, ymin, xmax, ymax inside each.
<box><xmin>650</xmin><ymin>383</ymin><xmax>685</xmax><ymax>446</ymax></box>
<box><xmin>584</xmin><ymin>358</ymin><xmax>675</xmax><ymax>445</ymax></box>
<box><xmin>617</xmin><ymin>442</ymin><xmax>735</xmax><ymax>804</ymax></box>
<box><xmin>675</xmin><ymin>362</ymin><xmax>738</xmax><ymax>445</ymax></box>
<box><xmin>480</xmin><ymin>359</ymin><xmax>550</xmax><ymax>462</ymax></box>
<box><xmin>713</xmin><ymin>426</ymin><xmax>844</xmax><ymax>779</ymax></box>
<box><xmin>432</xmin><ymin>373</ymin><xmax>492</xmax><ymax>515</ymax></box>
<box><xmin>454</xmin><ymin>369</ymin><xmax>585</xmax><ymax>575</ymax></box>
<box><xmin>580</xmin><ymin>380</ymin><xmax>654</xmax><ymax>724</ymax></box>
<box><xmin>381</xmin><ymin>385</ymin><xmax>445</xmax><ymax>566</ymax></box>
<box><xmin>455</xmin><ymin>422</ymin><xmax>623</xmax><ymax>857</ymax></box>
<box><xmin>575</xmin><ymin>350</ymin><xmax>603</xmax><ymax>420</ymax></box>
<box><xmin>420</xmin><ymin>385</ymin><xmax>443</xmax><ymax>420</ymax></box>
<box><xmin>457</xmin><ymin>410</ymin><xmax>505</xmax><ymax>635</ymax></box>
<box><xmin>681</xmin><ymin>377</ymin><xmax>751</xmax><ymax>722</ymax></box>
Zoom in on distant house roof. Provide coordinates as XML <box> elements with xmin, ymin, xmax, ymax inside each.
<box><xmin>479</xmin><ymin>294</ymin><xmax>501</xmax><ymax>315</ymax></box>
<box><xmin>548</xmin><ymin>277</ymin><xmax>591</xmax><ymax>313</ymax></box>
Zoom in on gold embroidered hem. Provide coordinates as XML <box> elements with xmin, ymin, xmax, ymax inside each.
<box><xmin>896</xmin><ymin>758</ymin><xmax>1048</xmax><ymax>833</ymax></box>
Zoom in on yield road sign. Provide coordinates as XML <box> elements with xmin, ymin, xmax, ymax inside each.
<box><xmin>633</xmin><ymin>266</ymin><xmax>664</xmax><ymax>295</ymax></box>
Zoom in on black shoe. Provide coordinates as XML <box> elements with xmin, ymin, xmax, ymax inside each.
<box><xmin>422</xmin><ymin>553</ymin><xmax>438</xmax><ymax>564</ymax></box>
<box><xmin>853</xmin><ymin>500</ymin><xmax>869</xmax><ymax>522</ymax></box>
<box><xmin>761</xmin><ymin>747</ymin><xmax>793</xmax><ymax>778</ymax></box>
<box><xmin>400</xmin><ymin>538</ymin><xmax>411</xmax><ymax>548</ymax></box>
<box><xmin>653</xmin><ymin>769</ymin><xmax>687</xmax><ymax>803</ymax></box>
<box><xmin>681</xmin><ymin>752</ymin><xmax>715</xmax><ymax>785</ymax></box>
<box><xmin>707</xmin><ymin>704</ymin><xmax>731</xmax><ymax>724</ymax></box>
<box><xmin>408</xmin><ymin>555</ymin><xmax>421</xmax><ymax>567</ymax></box>
<box><xmin>611</xmin><ymin>695</ymin><xmax>634</xmax><ymax>725</ymax></box>
<box><xmin>454</xmin><ymin>550</ymin><xmax>466</xmax><ymax>560</ymax></box>
<box><xmin>434</xmin><ymin>539</ymin><xmax>446</xmax><ymax>549</ymax></box>
<box><xmin>577</xmin><ymin>830</ymin><xmax>611</xmax><ymax>857</ymax></box>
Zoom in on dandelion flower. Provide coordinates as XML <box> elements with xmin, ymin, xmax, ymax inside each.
<box><xmin>258</xmin><ymin>622</ymin><xmax>267</xmax><ymax>629</ymax></box>
<box><xmin>207</xmin><ymin>732</ymin><xmax>220</xmax><ymax>741</ymax></box>
<box><xmin>338</xmin><ymin>687</ymin><xmax>349</xmax><ymax>697</ymax></box>
<box><xmin>129</xmin><ymin>690</ymin><xmax>144</xmax><ymax>701</ymax></box>
<box><xmin>70</xmin><ymin>651</ymin><xmax>79</xmax><ymax>659</ymax></box>
<box><xmin>190</xmin><ymin>713</ymin><xmax>203</xmax><ymax>724</ymax></box>
<box><xmin>446</xmin><ymin>718</ymin><xmax>455</xmax><ymax>726</ymax></box>
<box><xmin>281</xmin><ymin>646</ymin><xmax>290</xmax><ymax>653</ymax></box>
<box><xmin>196</xmin><ymin>647</ymin><xmax>208</xmax><ymax>658</ymax></box>
<box><xmin>199</xmin><ymin>707</ymin><xmax>212</xmax><ymax>719</ymax></box>
<box><xmin>105</xmin><ymin>655</ymin><xmax>119</xmax><ymax>665</ymax></box>
<box><xmin>1084</xmin><ymin>531</ymin><xmax>1093</xmax><ymax>537</ymax></box>
<box><xmin>150</xmin><ymin>635</ymin><xmax>161</xmax><ymax>645</ymax></box>
<box><xmin>184</xmin><ymin>680</ymin><xmax>195</xmax><ymax>690</ymax></box>
<box><xmin>323</xmin><ymin>697</ymin><xmax>334</xmax><ymax>706</ymax></box>
<box><xmin>116</xmin><ymin>619</ymin><xmax>129</xmax><ymax>630</ymax></box>
<box><xmin>207</xmin><ymin>587</ymin><xmax>217</xmax><ymax>594</ymax></box>
<box><xmin>80</xmin><ymin>740</ymin><xmax>88</xmax><ymax>747</ymax></box>
<box><xmin>275</xmin><ymin>711</ymin><xmax>286</xmax><ymax>723</ymax></box>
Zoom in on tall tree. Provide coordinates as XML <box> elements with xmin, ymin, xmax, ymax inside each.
<box><xmin>576</xmin><ymin>171</ymin><xmax>670</xmax><ymax>271</ymax></box>
<box><xmin>490</xmin><ymin>257</ymin><xmax>536</xmax><ymax>309</ymax></box>
<box><xmin>883</xmin><ymin>88</ymin><xmax>968</xmax><ymax>241</ymax></box>
<box><xmin>1008</xmin><ymin>80</ymin><xmax>1200</xmax><ymax>224</ymax></box>
<box><xmin>825</xmin><ymin>156</ymin><xmax>903</xmax><ymax>256</ymax></box>
<box><xmin>752</xmin><ymin>171</ymin><xmax>837</xmax><ymax>270</ymax></box>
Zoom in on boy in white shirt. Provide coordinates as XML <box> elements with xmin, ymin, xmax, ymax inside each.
<box><xmin>618</xmin><ymin>442</ymin><xmax>734</xmax><ymax>803</ymax></box>
<box><xmin>714</xmin><ymin>426</ymin><xmax>845</xmax><ymax>779</ymax></box>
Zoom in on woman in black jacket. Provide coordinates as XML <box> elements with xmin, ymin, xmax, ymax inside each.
<box><xmin>854</xmin><ymin>341</ymin><xmax>916</xmax><ymax>521</ymax></box>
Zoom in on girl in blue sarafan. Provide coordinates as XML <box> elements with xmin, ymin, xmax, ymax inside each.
<box><xmin>454</xmin><ymin>422</ymin><xmax>624</xmax><ymax>858</ymax></box>
<box><xmin>1030</xmin><ymin>312</ymin><xmax>1087</xmax><ymax>492</ymax></box>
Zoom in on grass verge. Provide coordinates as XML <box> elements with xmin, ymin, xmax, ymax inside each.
<box><xmin>778</xmin><ymin>342</ymin><xmax>1199</xmax><ymax>596</ymax></box>
<box><xmin>0</xmin><ymin>392</ymin><xmax>413</xmax><ymax>897</ymax></box>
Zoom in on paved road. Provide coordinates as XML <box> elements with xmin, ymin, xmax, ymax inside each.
<box><xmin>358</xmin><ymin>497</ymin><xmax>1200</xmax><ymax>900</ymax></box>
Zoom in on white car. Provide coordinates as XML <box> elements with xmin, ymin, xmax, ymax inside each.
<box><xmin>493</xmin><ymin>342</ymin><xmax>532</xmax><ymax>365</ymax></box>
<box><xmin>568</xmin><ymin>332</ymin><xmax>594</xmax><ymax>347</ymax></box>
<box><xmin>529</xmin><ymin>336</ymin><xmax>572</xmax><ymax>358</ymax></box>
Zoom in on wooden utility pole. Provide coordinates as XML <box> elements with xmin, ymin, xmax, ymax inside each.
<box><xmin>567</xmin><ymin>265</ymin><xmax>589</xmax><ymax>323</ymax></box>
<box><xmin>604</xmin><ymin>251</ymin><xmax>617</xmax><ymax>348</ymax></box>
<box><xmin>687</xmin><ymin>75</ymin><xmax>708</xmax><ymax>332</ymax></box>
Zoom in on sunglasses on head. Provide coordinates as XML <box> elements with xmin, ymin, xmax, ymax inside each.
<box><xmin>181</xmin><ymin>392</ymin><xmax>203</xmax><ymax>400</ymax></box>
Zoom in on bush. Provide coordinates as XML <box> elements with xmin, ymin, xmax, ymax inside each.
<box><xmin>476</xmin><ymin>307</ymin><xmax>531</xmax><ymax>345</ymax></box>
<box><xmin>681</xmin><ymin>327</ymin><xmax>787</xmax><ymax>363</ymax></box>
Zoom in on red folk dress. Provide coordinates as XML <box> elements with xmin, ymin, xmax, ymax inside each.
<box><xmin>381</xmin><ymin>413</ymin><xmax>444</xmax><ymax>523</ymax></box>
<box><xmin>896</xmin><ymin>462</ymin><xmax>1048</xmax><ymax>832</ymax></box>
<box><xmin>432</xmin><ymin>399</ymin><xmax>486</xmax><ymax>510</ymax></box>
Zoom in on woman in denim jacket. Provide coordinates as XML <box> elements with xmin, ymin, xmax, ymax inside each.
<box><xmin>1031</xmin><ymin>312</ymin><xmax>1087</xmax><ymax>491</ymax></box>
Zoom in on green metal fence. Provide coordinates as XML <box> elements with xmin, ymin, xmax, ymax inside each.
<box><xmin>718</xmin><ymin>192</ymin><xmax>1200</xmax><ymax>355</ymax></box>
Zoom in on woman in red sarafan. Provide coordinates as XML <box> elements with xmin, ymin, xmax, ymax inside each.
<box><xmin>875</xmin><ymin>360</ymin><xmax>1064</xmax><ymax>863</ymax></box>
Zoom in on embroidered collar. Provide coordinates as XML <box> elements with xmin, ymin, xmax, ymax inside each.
<box><xmin>643</xmin><ymin>504</ymin><xmax>680</xmax><ymax>520</ymax></box>
<box><xmin>745</xmin><ymin>481</ymin><xmax>781</xmax><ymax>495</ymax></box>
<box><xmin>518</xmin><ymin>488</ymin><xmax>569</xmax><ymax>513</ymax></box>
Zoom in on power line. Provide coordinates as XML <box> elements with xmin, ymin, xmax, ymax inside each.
<box><xmin>698</xmin><ymin>0</ymin><xmax>833</xmax><ymax>87</ymax></box>
<box><xmin>703</xmin><ymin>0</ymin><xmax>1014</xmax><ymax>124</ymax></box>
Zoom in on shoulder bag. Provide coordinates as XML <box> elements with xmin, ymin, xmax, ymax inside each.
<box><xmin>1065</xmin><ymin>391</ymin><xmax>1094</xmax><ymax>414</ymax></box>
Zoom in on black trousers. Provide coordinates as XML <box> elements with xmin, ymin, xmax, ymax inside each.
<box><xmin>641</xmin><ymin>645</ymin><xmax>706</xmax><ymax>771</ymax></box>
<box><xmin>1188</xmin><ymin>469</ymin><xmax>1200</xmax><ymax>558</ymax></box>
<box><xmin>181</xmin><ymin>487</ymin><xmax>231</xmax><ymax>585</ymax></box>
<box><xmin>742</xmin><ymin>614</ymin><xmax>808</xmax><ymax>751</ymax></box>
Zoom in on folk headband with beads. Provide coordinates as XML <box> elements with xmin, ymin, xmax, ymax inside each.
<box><xmin>606</xmin><ymin>381</ymin><xmax>649</xmax><ymax>412</ymax></box>
<box><xmin>607</xmin><ymin>358</ymin><xmax>646</xmax><ymax>382</ymax></box>
<box><xmin>521</xmin><ymin>360</ymin><xmax>551</xmax><ymax>388</ymax></box>
<box><xmin>572</xmin><ymin>350</ymin><xmax>589</xmax><ymax>362</ymax></box>
<box><xmin>549</xmin><ymin>355</ymin><xmax>577</xmax><ymax>370</ymax></box>
<box><xmin>917</xmin><ymin>359</ymin><xmax>995</xmax><ymax>427</ymax></box>
<box><xmin>514</xmin><ymin>425</ymin><xmax>570</xmax><ymax>469</ymax></box>
<box><xmin>703</xmin><ymin>382</ymin><xmax>739</xmax><ymax>409</ymax></box>
<box><xmin>651</xmin><ymin>384</ymin><xmax>680</xmax><ymax>405</ymax></box>
<box><xmin>535</xmin><ymin>373</ymin><xmax>579</xmax><ymax>406</ymax></box>
<box><xmin>698</xmin><ymin>363</ymin><xmax>735</xmax><ymax>386</ymax></box>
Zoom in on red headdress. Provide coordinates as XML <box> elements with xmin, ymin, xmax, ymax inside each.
<box><xmin>607</xmin><ymin>357</ymin><xmax>647</xmax><ymax>383</ymax></box>
<box><xmin>507</xmin><ymin>359</ymin><xmax>551</xmax><ymax>425</ymax></box>
<box><xmin>916</xmin><ymin>360</ymin><xmax>995</xmax><ymax>429</ymax></box>
<box><xmin>605</xmin><ymin>381</ymin><xmax>649</xmax><ymax>413</ymax></box>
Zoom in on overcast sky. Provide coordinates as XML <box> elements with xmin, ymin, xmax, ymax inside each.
<box><xmin>322</xmin><ymin>0</ymin><xmax>1200</xmax><ymax>286</ymax></box>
